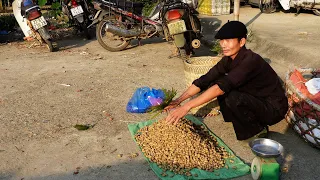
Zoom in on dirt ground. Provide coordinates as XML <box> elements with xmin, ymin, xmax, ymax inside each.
<box><xmin>1</xmin><ymin>6</ymin><xmax>320</xmax><ymax>180</ymax></box>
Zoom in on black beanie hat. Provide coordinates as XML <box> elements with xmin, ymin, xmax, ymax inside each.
<box><xmin>215</xmin><ymin>21</ymin><xmax>247</xmax><ymax>39</ymax></box>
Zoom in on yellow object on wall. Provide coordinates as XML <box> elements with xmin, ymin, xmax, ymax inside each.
<box><xmin>198</xmin><ymin>0</ymin><xmax>231</xmax><ymax>15</ymax></box>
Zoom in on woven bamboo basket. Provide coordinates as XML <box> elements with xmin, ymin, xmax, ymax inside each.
<box><xmin>184</xmin><ymin>56</ymin><xmax>222</xmax><ymax>117</ymax></box>
<box><xmin>285</xmin><ymin>68</ymin><xmax>320</xmax><ymax>149</ymax></box>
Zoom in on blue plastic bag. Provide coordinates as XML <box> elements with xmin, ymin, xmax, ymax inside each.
<box><xmin>126</xmin><ymin>87</ymin><xmax>165</xmax><ymax>113</ymax></box>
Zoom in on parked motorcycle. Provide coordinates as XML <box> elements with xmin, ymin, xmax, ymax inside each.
<box><xmin>89</xmin><ymin>0</ymin><xmax>201</xmax><ymax>58</ymax></box>
<box><xmin>62</xmin><ymin>0</ymin><xmax>96</xmax><ymax>39</ymax></box>
<box><xmin>161</xmin><ymin>0</ymin><xmax>202</xmax><ymax>57</ymax></box>
<box><xmin>249</xmin><ymin>0</ymin><xmax>320</xmax><ymax>15</ymax></box>
<box><xmin>20</xmin><ymin>0</ymin><xmax>56</xmax><ymax>52</ymax></box>
<box><xmin>277</xmin><ymin>0</ymin><xmax>320</xmax><ymax>16</ymax></box>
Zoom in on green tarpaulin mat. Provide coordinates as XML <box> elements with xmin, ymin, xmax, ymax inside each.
<box><xmin>128</xmin><ymin>115</ymin><xmax>250</xmax><ymax>180</ymax></box>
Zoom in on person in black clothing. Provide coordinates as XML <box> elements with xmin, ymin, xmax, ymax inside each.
<box><xmin>164</xmin><ymin>21</ymin><xmax>288</xmax><ymax>140</ymax></box>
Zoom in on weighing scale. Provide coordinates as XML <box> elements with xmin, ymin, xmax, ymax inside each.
<box><xmin>249</xmin><ymin>138</ymin><xmax>284</xmax><ymax>180</ymax></box>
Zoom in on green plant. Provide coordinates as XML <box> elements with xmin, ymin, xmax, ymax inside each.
<box><xmin>142</xmin><ymin>2</ymin><xmax>157</xmax><ymax>17</ymax></box>
<box><xmin>210</xmin><ymin>40</ymin><xmax>223</xmax><ymax>55</ymax></box>
<box><xmin>50</xmin><ymin>1</ymin><xmax>62</xmax><ymax>18</ymax></box>
<box><xmin>134</xmin><ymin>0</ymin><xmax>157</xmax><ymax>17</ymax></box>
<box><xmin>246</xmin><ymin>25</ymin><xmax>254</xmax><ymax>43</ymax></box>
<box><xmin>38</xmin><ymin>0</ymin><xmax>47</xmax><ymax>6</ymax></box>
<box><xmin>147</xmin><ymin>88</ymin><xmax>177</xmax><ymax>119</ymax></box>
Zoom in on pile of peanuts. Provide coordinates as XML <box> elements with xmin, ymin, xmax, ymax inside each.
<box><xmin>135</xmin><ymin>118</ymin><xmax>230</xmax><ymax>176</ymax></box>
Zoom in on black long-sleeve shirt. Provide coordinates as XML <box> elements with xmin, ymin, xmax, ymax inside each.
<box><xmin>193</xmin><ymin>47</ymin><xmax>288</xmax><ymax>114</ymax></box>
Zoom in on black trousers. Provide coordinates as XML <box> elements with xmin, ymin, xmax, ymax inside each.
<box><xmin>217</xmin><ymin>90</ymin><xmax>284</xmax><ymax>140</ymax></box>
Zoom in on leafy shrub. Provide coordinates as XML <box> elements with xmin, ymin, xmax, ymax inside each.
<box><xmin>38</xmin><ymin>0</ymin><xmax>48</xmax><ymax>6</ymax></box>
<box><xmin>135</xmin><ymin>0</ymin><xmax>157</xmax><ymax>16</ymax></box>
<box><xmin>210</xmin><ymin>40</ymin><xmax>222</xmax><ymax>55</ymax></box>
<box><xmin>50</xmin><ymin>2</ymin><xmax>62</xmax><ymax>18</ymax></box>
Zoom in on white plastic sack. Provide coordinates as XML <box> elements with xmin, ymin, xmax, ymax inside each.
<box><xmin>305</xmin><ymin>78</ymin><xmax>320</xmax><ymax>95</ymax></box>
<box><xmin>12</xmin><ymin>0</ymin><xmax>32</xmax><ymax>37</ymax></box>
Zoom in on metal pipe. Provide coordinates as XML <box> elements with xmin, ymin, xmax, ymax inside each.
<box><xmin>105</xmin><ymin>24</ymin><xmax>140</xmax><ymax>38</ymax></box>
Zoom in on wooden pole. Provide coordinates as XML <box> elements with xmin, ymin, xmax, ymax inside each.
<box><xmin>234</xmin><ymin>0</ymin><xmax>240</xmax><ymax>21</ymax></box>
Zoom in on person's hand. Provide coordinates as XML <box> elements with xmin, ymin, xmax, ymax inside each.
<box><xmin>164</xmin><ymin>99</ymin><xmax>181</xmax><ymax>112</ymax></box>
<box><xmin>165</xmin><ymin>105</ymin><xmax>190</xmax><ymax>125</ymax></box>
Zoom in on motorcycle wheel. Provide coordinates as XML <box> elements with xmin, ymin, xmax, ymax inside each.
<box><xmin>44</xmin><ymin>39</ymin><xmax>54</xmax><ymax>52</ymax></box>
<box><xmin>313</xmin><ymin>9</ymin><xmax>320</xmax><ymax>16</ymax></box>
<box><xmin>37</xmin><ymin>27</ymin><xmax>55</xmax><ymax>52</ymax></box>
<box><xmin>259</xmin><ymin>0</ymin><xmax>277</xmax><ymax>13</ymax></box>
<box><xmin>96</xmin><ymin>17</ymin><xmax>130</xmax><ymax>52</ymax></box>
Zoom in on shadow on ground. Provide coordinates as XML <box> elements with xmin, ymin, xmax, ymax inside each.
<box><xmin>0</xmin><ymin>159</ymin><xmax>156</xmax><ymax>180</ymax></box>
<box><xmin>0</xmin><ymin>27</ymin><xmax>96</xmax><ymax>50</ymax></box>
<box><xmin>56</xmin><ymin>37</ymin><xmax>95</xmax><ymax>51</ymax></box>
<box><xmin>54</xmin><ymin>27</ymin><xmax>96</xmax><ymax>50</ymax></box>
<box><xmin>269</xmin><ymin>126</ymin><xmax>320</xmax><ymax>180</ymax></box>
<box><xmin>0</xmin><ymin>30</ymin><xmax>24</xmax><ymax>43</ymax></box>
